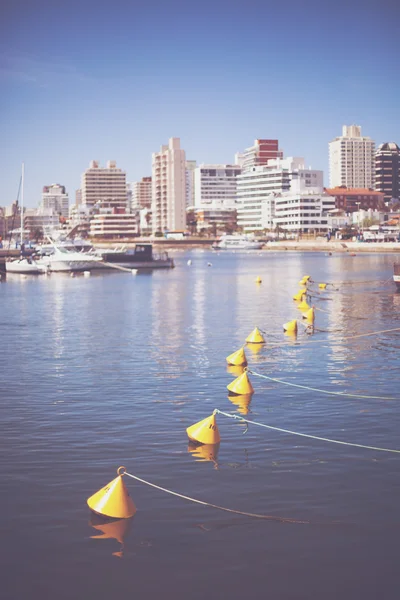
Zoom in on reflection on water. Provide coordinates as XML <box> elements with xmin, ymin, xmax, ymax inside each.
<box><xmin>1</xmin><ymin>251</ymin><xmax>400</xmax><ymax>600</ymax></box>
<box><xmin>89</xmin><ymin>514</ymin><xmax>133</xmax><ymax>558</ymax></box>
<box><xmin>187</xmin><ymin>443</ymin><xmax>220</xmax><ymax>468</ymax></box>
<box><xmin>228</xmin><ymin>394</ymin><xmax>253</xmax><ymax>415</ymax></box>
<box><xmin>226</xmin><ymin>365</ymin><xmax>245</xmax><ymax>377</ymax></box>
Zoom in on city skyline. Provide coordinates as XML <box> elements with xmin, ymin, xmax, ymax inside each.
<box><xmin>1</xmin><ymin>0</ymin><xmax>399</xmax><ymax>207</ymax></box>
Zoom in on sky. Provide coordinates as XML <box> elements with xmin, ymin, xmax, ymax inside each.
<box><xmin>1</xmin><ymin>0</ymin><xmax>399</xmax><ymax>207</ymax></box>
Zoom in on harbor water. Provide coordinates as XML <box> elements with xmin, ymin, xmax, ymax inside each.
<box><xmin>1</xmin><ymin>250</ymin><xmax>400</xmax><ymax>599</ymax></box>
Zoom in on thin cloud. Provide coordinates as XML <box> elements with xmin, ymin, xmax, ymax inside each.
<box><xmin>0</xmin><ymin>52</ymin><xmax>92</xmax><ymax>86</ymax></box>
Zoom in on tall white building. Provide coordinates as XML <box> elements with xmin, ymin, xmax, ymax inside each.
<box><xmin>152</xmin><ymin>138</ymin><xmax>186</xmax><ymax>233</ymax></box>
<box><xmin>185</xmin><ymin>160</ymin><xmax>197</xmax><ymax>208</ymax></box>
<box><xmin>81</xmin><ymin>161</ymin><xmax>128</xmax><ymax>211</ymax></box>
<box><xmin>41</xmin><ymin>184</ymin><xmax>69</xmax><ymax>217</ymax></box>
<box><xmin>236</xmin><ymin>157</ymin><xmax>323</xmax><ymax>231</ymax></box>
<box><xmin>194</xmin><ymin>164</ymin><xmax>241</xmax><ymax>208</ymax></box>
<box><xmin>329</xmin><ymin>125</ymin><xmax>375</xmax><ymax>189</ymax></box>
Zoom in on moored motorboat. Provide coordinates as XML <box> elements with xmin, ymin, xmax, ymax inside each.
<box><xmin>97</xmin><ymin>243</ymin><xmax>174</xmax><ymax>269</ymax></box>
<box><xmin>212</xmin><ymin>234</ymin><xmax>263</xmax><ymax>250</ymax></box>
<box><xmin>6</xmin><ymin>256</ymin><xmax>47</xmax><ymax>274</ymax></box>
<box><xmin>36</xmin><ymin>243</ymin><xmax>103</xmax><ymax>272</ymax></box>
<box><xmin>394</xmin><ymin>263</ymin><xmax>400</xmax><ymax>290</ymax></box>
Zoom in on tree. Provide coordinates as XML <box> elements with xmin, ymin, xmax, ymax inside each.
<box><xmin>361</xmin><ymin>217</ymin><xmax>379</xmax><ymax>229</ymax></box>
<box><xmin>32</xmin><ymin>227</ymin><xmax>44</xmax><ymax>242</ymax></box>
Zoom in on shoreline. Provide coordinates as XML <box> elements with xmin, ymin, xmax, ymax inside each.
<box><xmin>91</xmin><ymin>238</ymin><xmax>400</xmax><ymax>254</ymax></box>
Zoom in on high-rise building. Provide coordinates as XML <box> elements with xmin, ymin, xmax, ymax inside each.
<box><xmin>81</xmin><ymin>161</ymin><xmax>127</xmax><ymax>211</ymax></box>
<box><xmin>41</xmin><ymin>184</ymin><xmax>69</xmax><ymax>217</ymax></box>
<box><xmin>236</xmin><ymin>157</ymin><xmax>323</xmax><ymax>231</ymax></box>
<box><xmin>329</xmin><ymin>125</ymin><xmax>375</xmax><ymax>189</ymax></box>
<box><xmin>375</xmin><ymin>142</ymin><xmax>400</xmax><ymax>203</ymax></box>
<box><xmin>75</xmin><ymin>189</ymin><xmax>82</xmax><ymax>206</ymax></box>
<box><xmin>194</xmin><ymin>164</ymin><xmax>241</xmax><ymax>208</ymax></box>
<box><xmin>131</xmin><ymin>177</ymin><xmax>152</xmax><ymax>210</ymax></box>
<box><xmin>185</xmin><ymin>160</ymin><xmax>197</xmax><ymax>208</ymax></box>
<box><xmin>152</xmin><ymin>138</ymin><xmax>186</xmax><ymax>233</ymax></box>
<box><xmin>237</xmin><ymin>139</ymin><xmax>283</xmax><ymax>172</ymax></box>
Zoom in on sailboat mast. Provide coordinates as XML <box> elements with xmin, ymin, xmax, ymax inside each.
<box><xmin>20</xmin><ymin>162</ymin><xmax>24</xmax><ymax>247</ymax></box>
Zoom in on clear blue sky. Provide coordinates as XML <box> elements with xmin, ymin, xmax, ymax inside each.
<box><xmin>1</xmin><ymin>0</ymin><xmax>399</xmax><ymax>207</ymax></box>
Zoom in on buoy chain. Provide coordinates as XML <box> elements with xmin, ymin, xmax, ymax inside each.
<box><xmin>214</xmin><ymin>410</ymin><xmax>400</xmax><ymax>454</ymax></box>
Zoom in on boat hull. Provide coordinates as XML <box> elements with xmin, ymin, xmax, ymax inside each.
<box><xmin>45</xmin><ymin>260</ymin><xmax>101</xmax><ymax>272</ymax></box>
<box><xmin>5</xmin><ymin>259</ymin><xmax>46</xmax><ymax>274</ymax></box>
<box><xmin>394</xmin><ymin>275</ymin><xmax>400</xmax><ymax>290</ymax></box>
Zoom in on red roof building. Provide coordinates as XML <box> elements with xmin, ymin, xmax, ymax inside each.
<box><xmin>324</xmin><ymin>187</ymin><xmax>385</xmax><ymax>212</ymax></box>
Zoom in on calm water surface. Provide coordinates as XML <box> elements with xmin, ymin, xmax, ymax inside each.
<box><xmin>1</xmin><ymin>251</ymin><xmax>400</xmax><ymax>600</ymax></box>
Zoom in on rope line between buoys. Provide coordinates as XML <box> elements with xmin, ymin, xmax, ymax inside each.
<box><xmin>122</xmin><ymin>471</ymin><xmax>309</xmax><ymax>524</ymax></box>
<box><xmin>214</xmin><ymin>410</ymin><xmax>400</xmax><ymax>454</ymax></box>
<box><xmin>247</xmin><ymin>368</ymin><xmax>395</xmax><ymax>400</ymax></box>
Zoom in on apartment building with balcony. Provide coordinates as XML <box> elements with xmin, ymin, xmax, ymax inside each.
<box><xmin>151</xmin><ymin>138</ymin><xmax>186</xmax><ymax>234</ymax></box>
<box><xmin>329</xmin><ymin>125</ymin><xmax>375</xmax><ymax>189</ymax></box>
<box><xmin>81</xmin><ymin>161</ymin><xmax>128</xmax><ymax>211</ymax></box>
<box><xmin>375</xmin><ymin>142</ymin><xmax>400</xmax><ymax>203</ymax></box>
<box><xmin>236</xmin><ymin>157</ymin><xmax>323</xmax><ymax>231</ymax></box>
<box><xmin>194</xmin><ymin>164</ymin><xmax>241</xmax><ymax>208</ymax></box>
<box><xmin>273</xmin><ymin>178</ymin><xmax>335</xmax><ymax>233</ymax></box>
<box><xmin>131</xmin><ymin>176</ymin><xmax>152</xmax><ymax>210</ymax></box>
<box><xmin>41</xmin><ymin>184</ymin><xmax>69</xmax><ymax>217</ymax></box>
<box><xmin>235</xmin><ymin>139</ymin><xmax>283</xmax><ymax>171</ymax></box>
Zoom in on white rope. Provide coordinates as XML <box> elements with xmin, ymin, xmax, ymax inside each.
<box><xmin>122</xmin><ymin>470</ymin><xmax>308</xmax><ymax>524</ymax></box>
<box><xmin>214</xmin><ymin>410</ymin><xmax>400</xmax><ymax>454</ymax></box>
<box><xmin>247</xmin><ymin>368</ymin><xmax>395</xmax><ymax>400</ymax></box>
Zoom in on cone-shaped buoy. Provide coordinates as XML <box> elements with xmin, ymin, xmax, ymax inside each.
<box><xmin>255</xmin><ymin>276</ymin><xmax>262</xmax><ymax>284</ymax></box>
<box><xmin>283</xmin><ymin>319</ymin><xmax>297</xmax><ymax>334</ymax></box>
<box><xmin>318</xmin><ymin>283</ymin><xmax>327</xmax><ymax>289</ymax></box>
<box><xmin>228</xmin><ymin>393</ymin><xmax>252</xmax><ymax>415</ymax></box>
<box><xmin>188</xmin><ymin>443</ymin><xmax>220</xmax><ymax>463</ymax></box>
<box><xmin>302</xmin><ymin>275</ymin><xmax>311</xmax><ymax>281</ymax></box>
<box><xmin>186</xmin><ymin>413</ymin><xmax>221</xmax><ymax>445</ymax></box>
<box><xmin>293</xmin><ymin>289</ymin><xmax>306</xmax><ymax>301</ymax></box>
<box><xmin>302</xmin><ymin>307</ymin><xmax>315</xmax><ymax>323</ymax></box>
<box><xmin>87</xmin><ymin>467</ymin><xmax>136</xmax><ymax>519</ymax></box>
<box><xmin>245</xmin><ymin>327</ymin><xmax>265</xmax><ymax>344</ymax></box>
<box><xmin>226</xmin><ymin>347</ymin><xmax>247</xmax><ymax>367</ymax></box>
<box><xmin>297</xmin><ymin>300</ymin><xmax>310</xmax><ymax>311</ymax></box>
<box><xmin>227</xmin><ymin>371</ymin><xmax>254</xmax><ymax>395</ymax></box>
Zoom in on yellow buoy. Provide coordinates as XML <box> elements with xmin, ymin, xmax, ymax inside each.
<box><xmin>226</xmin><ymin>347</ymin><xmax>247</xmax><ymax>367</ymax></box>
<box><xmin>302</xmin><ymin>307</ymin><xmax>315</xmax><ymax>323</ymax></box>
<box><xmin>302</xmin><ymin>275</ymin><xmax>311</xmax><ymax>281</ymax></box>
<box><xmin>255</xmin><ymin>276</ymin><xmax>262</xmax><ymax>284</ymax></box>
<box><xmin>297</xmin><ymin>299</ymin><xmax>310</xmax><ymax>311</ymax></box>
<box><xmin>186</xmin><ymin>413</ymin><xmax>221</xmax><ymax>445</ymax></box>
<box><xmin>227</xmin><ymin>371</ymin><xmax>254</xmax><ymax>395</ymax></box>
<box><xmin>228</xmin><ymin>393</ymin><xmax>252</xmax><ymax>415</ymax></box>
<box><xmin>293</xmin><ymin>289</ymin><xmax>306</xmax><ymax>301</ymax></box>
<box><xmin>283</xmin><ymin>319</ymin><xmax>297</xmax><ymax>334</ymax></box>
<box><xmin>87</xmin><ymin>467</ymin><xmax>136</xmax><ymax>519</ymax></box>
<box><xmin>245</xmin><ymin>327</ymin><xmax>265</xmax><ymax>344</ymax></box>
<box><xmin>318</xmin><ymin>283</ymin><xmax>327</xmax><ymax>289</ymax></box>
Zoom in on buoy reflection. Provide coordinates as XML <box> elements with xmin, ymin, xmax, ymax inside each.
<box><xmin>245</xmin><ymin>342</ymin><xmax>263</xmax><ymax>356</ymax></box>
<box><xmin>89</xmin><ymin>513</ymin><xmax>133</xmax><ymax>558</ymax></box>
<box><xmin>226</xmin><ymin>364</ymin><xmax>245</xmax><ymax>377</ymax></box>
<box><xmin>228</xmin><ymin>393</ymin><xmax>252</xmax><ymax>415</ymax></box>
<box><xmin>188</xmin><ymin>442</ymin><xmax>220</xmax><ymax>468</ymax></box>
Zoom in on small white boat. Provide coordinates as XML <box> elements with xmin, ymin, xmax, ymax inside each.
<box><xmin>213</xmin><ymin>234</ymin><xmax>263</xmax><ymax>250</ymax></box>
<box><xmin>6</xmin><ymin>257</ymin><xmax>47</xmax><ymax>274</ymax></box>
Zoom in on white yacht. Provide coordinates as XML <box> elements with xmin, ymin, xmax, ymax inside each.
<box><xmin>213</xmin><ymin>234</ymin><xmax>263</xmax><ymax>250</ymax></box>
<box><xmin>36</xmin><ymin>244</ymin><xmax>103</xmax><ymax>272</ymax></box>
